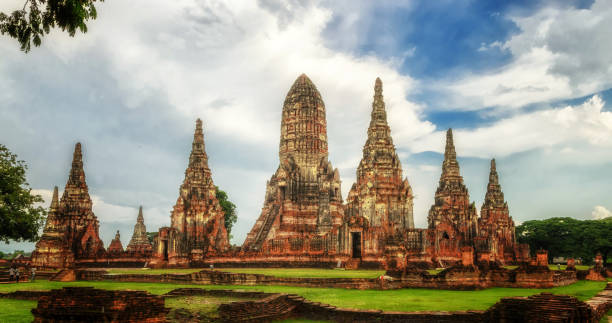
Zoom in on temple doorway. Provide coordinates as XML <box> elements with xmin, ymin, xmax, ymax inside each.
<box><xmin>162</xmin><ymin>240</ymin><xmax>168</xmax><ymax>261</ymax></box>
<box><xmin>351</xmin><ymin>232</ymin><xmax>362</xmax><ymax>259</ymax></box>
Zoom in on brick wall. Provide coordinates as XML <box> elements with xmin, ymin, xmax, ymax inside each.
<box><xmin>31</xmin><ymin>287</ymin><xmax>169</xmax><ymax>323</ymax></box>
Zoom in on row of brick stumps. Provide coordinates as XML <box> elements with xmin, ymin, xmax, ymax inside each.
<box><xmin>31</xmin><ymin>287</ymin><xmax>169</xmax><ymax>323</ymax></box>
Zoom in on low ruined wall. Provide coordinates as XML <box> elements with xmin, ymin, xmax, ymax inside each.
<box><xmin>0</xmin><ymin>290</ymin><xmax>50</xmax><ymax>300</ymax></box>
<box><xmin>586</xmin><ymin>282</ymin><xmax>612</xmax><ymax>320</ymax></box>
<box><xmin>392</xmin><ymin>265</ymin><xmax>576</xmax><ymax>290</ymax></box>
<box><xmin>485</xmin><ymin>292</ymin><xmax>596</xmax><ymax>322</ymax></box>
<box><xmin>31</xmin><ymin>287</ymin><xmax>169</xmax><ymax>323</ymax></box>
<box><xmin>218</xmin><ymin>293</ymin><xmax>296</xmax><ymax>322</ymax></box>
<box><xmin>78</xmin><ymin>265</ymin><xmax>578</xmax><ymax>290</ymax></box>
<box><xmin>164</xmin><ymin>287</ymin><xmax>270</xmax><ymax>299</ymax></box>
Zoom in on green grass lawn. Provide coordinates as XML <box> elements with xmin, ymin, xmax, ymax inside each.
<box><xmin>219</xmin><ymin>268</ymin><xmax>385</xmax><ymax>278</ymax></box>
<box><xmin>0</xmin><ymin>299</ymin><xmax>36</xmax><ymax>323</ymax></box>
<box><xmin>0</xmin><ymin>279</ymin><xmax>606</xmax><ymax>313</ymax></box>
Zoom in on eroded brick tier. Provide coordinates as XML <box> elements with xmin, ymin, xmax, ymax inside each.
<box><xmin>31</xmin><ymin>143</ymin><xmax>105</xmax><ymax>268</ymax></box>
<box><xmin>242</xmin><ymin>74</ymin><xmax>344</xmax><ymax>254</ymax></box>
<box><xmin>151</xmin><ymin>119</ymin><xmax>230</xmax><ymax>266</ymax></box>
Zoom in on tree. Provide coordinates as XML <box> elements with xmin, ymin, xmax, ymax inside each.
<box><xmin>0</xmin><ymin>0</ymin><xmax>103</xmax><ymax>52</ymax></box>
<box><xmin>215</xmin><ymin>186</ymin><xmax>237</xmax><ymax>238</ymax></box>
<box><xmin>516</xmin><ymin>217</ymin><xmax>612</xmax><ymax>265</ymax></box>
<box><xmin>0</xmin><ymin>144</ymin><xmax>46</xmax><ymax>243</ymax></box>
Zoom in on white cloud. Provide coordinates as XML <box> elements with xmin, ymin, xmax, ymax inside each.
<box><xmin>411</xmin><ymin>95</ymin><xmax>612</xmax><ymax>160</ymax></box>
<box><xmin>592</xmin><ymin>205</ymin><xmax>612</xmax><ymax>220</ymax></box>
<box><xmin>444</xmin><ymin>0</ymin><xmax>612</xmax><ymax>110</ymax></box>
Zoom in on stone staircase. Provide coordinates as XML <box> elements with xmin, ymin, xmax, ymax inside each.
<box><xmin>252</xmin><ymin>204</ymin><xmax>279</xmax><ymax>250</ymax></box>
<box><xmin>0</xmin><ymin>269</ymin><xmax>29</xmax><ymax>283</ymax></box>
<box><xmin>50</xmin><ymin>269</ymin><xmax>76</xmax><ymax>282</ymax></box>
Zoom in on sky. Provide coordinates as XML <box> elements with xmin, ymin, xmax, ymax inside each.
<box><xmin>1</xmin><ymin>0</ymin><xmax>611</xmax><ymax>252</ymax></box>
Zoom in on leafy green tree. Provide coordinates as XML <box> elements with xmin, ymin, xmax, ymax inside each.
<box><xmin>0</xmin><ymin>144</ymin><xmax>46</xmax><ymax>243</ymax></box>
<box><xmin>146</xmin><ymin>232</ymin><xmax>157</xmax><ymax>244</ymax></box>
<box><xmin>517</xmin><ymin>217</ymin><xmax>612</xmax><ymax>265</ymax></box>
<box><xmin>0</xmin><ymin>0</ymin><xmax>103</xmax><ymax>52</ymax></box>
<box><xmin>215</xmin><ymin>186</ymin><xmax>237</xmax><ymax>238</ymax></box>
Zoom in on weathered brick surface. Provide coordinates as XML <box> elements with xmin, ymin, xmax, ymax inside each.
<box><xmin>31</xmin><ymin>287</ymin><xmax>169</xmax><ymax>323</ymax></box>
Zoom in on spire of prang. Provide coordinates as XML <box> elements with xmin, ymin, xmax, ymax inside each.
<box><xmin>364</xmin><ymin>77</ymin><xmax>393</xmax><ymax>149</ymax></box>
<box><xmin>67</xmin><ymin>143</ymin><xmax>86</xmax><ymax>188</ymax></box>
<box><xmin>137</xmin><ymin>205</ymin><xmax>144</xmax><ymax>224</ymax></box>
<box><xmin>60</xmin><ymin>142</ymin><xmax>93</xmax><ymax>210</ymax></box>
<box><xmin>188</xmin><ymin>118</ymin><xmax>210</xmax><ymax>170</ymax></box>
<box><xmin>483</xmin><ymin>158</ymin><xmax>505</xmax><ymax>207</ymax></box>
<box><xmin>441</xmin><ymin>129</ymin><xmax>461</xmax><ymax>180</ymax></box>
<box><xmin>50</xmin><ymin>186</ymin><xmax>59</xmax><ymax>211</ymax></box>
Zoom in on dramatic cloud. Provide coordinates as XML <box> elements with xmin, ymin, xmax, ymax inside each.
<box><xmin>411</xmin><ymin>95</ymin><xmax>612</xmax><ymax>160</ymax></box>
<box><xmin>592</xmin><ymin>206</ymin><xmax>612</xmax><ymax>220</ymax></box>
<box><xmin>444</xmin><ymin>0</ymin><xmax>612</xmax><ymax>110</ymax></box>
<box><xmin>0</xmin><ymin>0</ymin><xmax>434</xmax><ymax>247</ymax></box>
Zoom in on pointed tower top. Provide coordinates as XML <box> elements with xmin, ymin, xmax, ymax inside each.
<box><xmin>488</xmin><ymin>158</ymin><xmax>500</xmax><ymax>187</ymax></box>
<box><xmin>188</xmin><ymin>118</ymin><xmax>210</xmax><ymax>170</ymax></box>
<box><xmin>279</xmin><ymin>74</ymin><xmax>328</xmax><ymax>166</ymax></box>
<box><xmin>482</xmin><ymin>158</ymin><xmax>506</xmax><ymax>212</ymax></box>
<box><xmin>363</xmin><ymin>77</ymin><xmax>393</xmax><ymax>153</ymax></box>
<box><xmin>114</xmin><ymin>230</ymin><xmax>121</xmax><ymax>240</ymax></box>
<box><xmin>50</xmin><ymin>186</ymin><xmax>59</xmax><ymax>210</ymax></box>
<box><xmin>441</xmin><ymin>128</ymin><xmax>461</xmax><ymax>180</ymax></box>
<box><xmin>137</xmin><ymin>206</ymin><xmax>144</xmax><ymax>224</ymax></box>
<box><xmin>67</xmin><ymin>142</ymin><xmax>86</xmax><ymax>187</ymax></box>
<box><xmin>61</xmin><ymin>142</ymin><xmax>93</xmax><ymax>211</ymax></box>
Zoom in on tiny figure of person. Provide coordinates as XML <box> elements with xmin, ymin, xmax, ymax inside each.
<box><xmin>15</xmin><ymin>267</ymin><xmax>20</xmax><ymax>283</ymax></box>
<box><xmin>9</xmin><ymin>267</ymin><xmax>15</xmax><ymax>282</ymax></box>
<box><xmin>209</xmin><ymin>264</ymin><xmax>214</xmax><ymax>271</ymax></box>
<box><xmin>30</xmin><ymin>267</ymin><xmax>36</xmax><ymax>282</ymax></box>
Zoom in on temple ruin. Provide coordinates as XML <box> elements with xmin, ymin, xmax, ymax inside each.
<box><xmin>33</xmin><ymin>75</ymin><xmax>521</xmax><ymax>270</ymax></box>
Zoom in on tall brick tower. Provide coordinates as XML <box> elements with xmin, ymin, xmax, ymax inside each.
<box><xmin>59</xmin><ymin>143</ymin><xmax>106</xmax><ymax>259</ymax></box>
<box><xmin>153</xmin><ymin>119</ymin><xmax>229</xmax><ymax>265</ymax></box>
<box><xmin>32</xmin><ymin>143</ymin><xmax>106</xmax><ymax>267</ymax></box>
<box><xmin>31</xmin><ymin>186</ymin><xmax>74</xmax><ymax>268</ymax></box>
<box><xmin>243</xmin><ymin>74</ymin><xmax>344</xmax><ymax>252</ymax></box>
<box><xmin>478</xmin><ymin>159</ymin><xmax>516</xmax><ymax>262</ymax></box>
<box><xmin>346</xmin><ymin>78</ymin><xmax>414</xmax><ymax>229</ymax></box>
<box><xmin>427</xmin><ymin>130</ymin><xmax>478</xmax><ymax>262</ymax></box>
